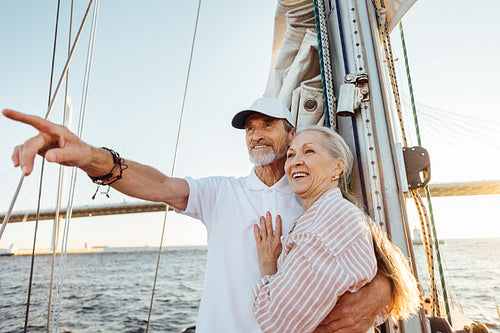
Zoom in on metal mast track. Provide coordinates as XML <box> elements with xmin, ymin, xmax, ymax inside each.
<box><xmin>318</xmin><ymin>0</ymin><xmax>426</xmax><ymax>332</ymax></box>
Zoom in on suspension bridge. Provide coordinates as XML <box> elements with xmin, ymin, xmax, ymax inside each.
<box><xmin>1</xmin><ymin>92</ymin><xmax>500</xmax><ymax>237</ymax></box>
<box><xmin>1</xmin><ymin>180</ymin><xmax>499</xmax><ymax>224</ymax></box>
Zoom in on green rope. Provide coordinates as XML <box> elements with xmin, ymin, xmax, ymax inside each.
<box><xmin>411</xmin><ymin>191</ymin><xmax>439</xmax><ymax>315</ymax></box>
<box><xmin>399</xmin><ymin>21</ymin><xmax>452</xmax><ymax>325</ymax></box>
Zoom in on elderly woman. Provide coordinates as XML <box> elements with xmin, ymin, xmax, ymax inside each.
<box><xmin>252</xmin><ymin>126</ymin><xmax>419</xmax><ymax>333</ymax></box>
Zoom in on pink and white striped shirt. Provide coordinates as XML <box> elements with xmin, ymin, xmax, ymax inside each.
<box><xmin>252</xmin><ymin>188</ymin><xmax>378</xmax><ymax>333</ymax></box>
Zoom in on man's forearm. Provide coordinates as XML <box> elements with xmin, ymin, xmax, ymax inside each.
<box><xmin>83</xmin><ymin>147</ymin><xmax>189</xmax><ymax>210</ymax></box>
<box><xmin>80</xmin><ymin>145</ymin><xmax>117</xmax><ymax>177</ymax></box>
<box><xmin>2</xmin><ymin>109</ymin><xmax>189</xmax><ymax>209</ymax></box>
<box><xmin>371</xmin><ymin>272</ymin><xmax>393</xmax><ymax>311</ymax></box>
<box><xmin>313</xmin><ymin>272</ymin><xmax>392</xmax><ymax>333</ymax></box>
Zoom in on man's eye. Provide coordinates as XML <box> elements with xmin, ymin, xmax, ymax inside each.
<box><xmin>266</xmin><ymin>123</ymin><xmax>273</xmax><ymax>127</ymax></box>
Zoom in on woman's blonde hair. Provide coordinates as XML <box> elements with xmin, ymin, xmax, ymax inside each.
<box><xmin>297</xmin><ymin>125</ymin><xmax>421</xmax><ymax>320</ymax></box>
<box><xmin>369</xmin><ymin>223</ymin><xmax>421</xmax><ymax>320</ymax></box>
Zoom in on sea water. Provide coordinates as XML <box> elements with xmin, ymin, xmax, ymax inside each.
<box><xmin>1</xmin><ymin>247</ymin><xmax>205</xmax><ymax>333</ymax></box>
<box><xmin>1</xmin><ymin>240</ymin><xmax>499</xmax><ymax>333</ymax></box>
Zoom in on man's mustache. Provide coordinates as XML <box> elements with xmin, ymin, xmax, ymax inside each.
<box><xmin>250</xmin><ymin>139</ymin><xmax>273</xmax><ymax>149</ymax></box>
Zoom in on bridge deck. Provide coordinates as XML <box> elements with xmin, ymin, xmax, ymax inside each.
<box><xmin>2</xmin><ymin>181</ymin><xmax>500</xmax><ymax>223</ymax></box>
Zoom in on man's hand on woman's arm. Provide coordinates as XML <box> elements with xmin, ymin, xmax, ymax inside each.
<box><xmin>314</xmin><ymin>273</ymin><xmax>391</xmax><ymax>333</ymax></box>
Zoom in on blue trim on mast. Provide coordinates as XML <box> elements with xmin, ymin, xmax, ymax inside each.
<box><xmin>334</xmin><ymin>0</ymin><xmax>369</xmax><ymax>213</ymax></box>
<box><xmin>334</xmin><ymin>0</ymin><xmax>349</xmax><ymax>74</ymax></box>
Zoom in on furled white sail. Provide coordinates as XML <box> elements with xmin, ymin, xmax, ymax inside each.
<box><xmin>263</xmin><ymin>0</ymin><xmax>324</xmax><ymax>129</ymax></box>
<box><xmin>263</xmin><ymin>0</ymin><xmax>417</xmax><ymax>129</ymax></box>
<box><xmin>383</xmin><ymin>0</ymin><xmax>417</xmax><ymax>32</ymax></box>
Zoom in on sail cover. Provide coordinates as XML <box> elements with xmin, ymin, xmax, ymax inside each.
<box><xmin>263</xmin><ymin>0</ymin><xmax>416</xmax><ymax>129</ymax></box>
<box><xmin>382</xmin><ymin>0</ymin><xmax>418</xmax><ymax>32</ymax></box>
<box><xmin>263</xmin><ymin>0</ymin><xmax>324</xmax><ymax>129</ymax></box>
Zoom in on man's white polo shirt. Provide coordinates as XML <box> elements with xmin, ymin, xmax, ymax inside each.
<box><xmin>176</xmin><ymin>169</ymin><xmax>302</xmax><ymax>333</ymax></box>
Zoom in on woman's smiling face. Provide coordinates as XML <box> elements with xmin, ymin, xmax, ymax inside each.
<box><xmin>285</xmin><ymin>130</ymin><xmax>345</xmax><ymax>203</ymax></box>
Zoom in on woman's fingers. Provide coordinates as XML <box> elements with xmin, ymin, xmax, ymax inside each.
<box><xmin>265</xmin><ymin>211</ymin><xmax>273</xmax><ymax>238</ymax></box>
<box><xmin>275</xmin><ymin>215</ymin><xmax>282</xmax><ymax>237</ymax></box>
<box><xmin>257</xmin><ymin>212</ymin><xmax>283</xmax><ymax>238</ymax></box>
<box><xmin>260</xmin><ymin>216</ymin><xmax>267</xmax><ymax>240</ymax></box>
<box><xmin>253</xmin><ymin>223</ymin><xmax>262</xmax><ymax>243</ymax></box>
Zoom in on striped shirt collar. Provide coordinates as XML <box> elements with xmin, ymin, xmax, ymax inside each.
<box><xmin>303</xmin><ymin>187</ymin><xmax>343</xmax><ymax>214</ymax></box>
<box><xmin>291</xmin><ymin>187</ymin><xmax>343</xmax><ymax>231</ymax></box>
<box><xmin>319</xmin><ymin>187</ymin><xmax>342</xmax><ymax>203</ymax></box>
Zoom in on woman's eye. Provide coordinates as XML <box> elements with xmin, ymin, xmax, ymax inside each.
<box><xmin>287</xmin><ymin>153</ymin><xmax>295</xmax><ymax>158</ymax></box>
<box><xmin>305</xmin><ymin>149</ymin><xmax>314</xmax><ymax>154</ymax></box>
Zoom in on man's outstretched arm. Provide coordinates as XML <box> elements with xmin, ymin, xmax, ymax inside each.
<box><xmin>3</xmin><ymin>109</ymin><xmax>189</xmax><ymax>210</ymax></box>
<box><xmin>314</xmin><ymin>273</ymin><xmax>391</xmax><ymax>333</ymax></box>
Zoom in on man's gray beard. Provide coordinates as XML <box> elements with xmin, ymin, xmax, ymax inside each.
<box><xmin>249</xmin><ymin>150</ymin><xmax>285</xmax><ymax>166</ymax></box>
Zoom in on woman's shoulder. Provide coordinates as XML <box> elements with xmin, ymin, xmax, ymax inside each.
<box><xmin>311</xmin><ymin>196</ymin><xmax>370</xmax><ymax>246</ymax></box>
<box><xmin>315</xmin><ymin>191</ymin><xmax>366</xmax><ymax>223</ymax></box>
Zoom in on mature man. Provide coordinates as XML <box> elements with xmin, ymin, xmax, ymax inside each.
<box><xmin>3</xmin><ymin>98</ymin><xmax>390</xmax><ymax>333</ymax></box>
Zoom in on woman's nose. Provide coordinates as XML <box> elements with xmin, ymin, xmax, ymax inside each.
<box><xmin>292</xmin><ymin>155</ymin><xmax>303</xmax><ymax>166</ymax></box>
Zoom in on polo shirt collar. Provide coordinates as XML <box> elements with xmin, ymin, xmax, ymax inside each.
<box><xmin>245</xmin><ymin>167</ymin><xmax>291</xmax><ymax>194</ymax></box>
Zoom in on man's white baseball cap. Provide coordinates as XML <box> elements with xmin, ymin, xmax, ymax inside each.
<box><xmin>231</xmin><ymin>98</ymin><xmax>295</xmax><ymax>129</ymax></box>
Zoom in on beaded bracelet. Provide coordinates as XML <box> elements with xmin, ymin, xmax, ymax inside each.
<box><xmin>89</xmin><ymin>147</ymin><xmax>128</xmax><ymax>199</ymax></box>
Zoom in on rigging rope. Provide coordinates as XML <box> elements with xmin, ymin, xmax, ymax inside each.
<box><xmin>145</xmin><ymin>0</ymin><xmax>202</xmax><ymax>331</ymax></box>
<box><xmin>399</xmin><ymin>21</ymin><xmax>452</xmax><ymax>324</ymax></box>
<box><xmin>0</xmin><ymin>9</ymin><xmax>97</xmax><ymax>329</ymax></box>
<box><xmin>47</xmin><ymin>1</ymin><xmax>74</xmax><ymax>331</ymax></box>
<box><xmin>0</xmin><ymin>0</ymin><xmax>95</xmax><ymax>241</ymax></box>
<box><xmin>401</xmin><ymin>98</ymin><xmax>500</xmax><ymax>151</ymax></box>
<box><xmin>24</xmin><ymin>163</ymin><xmax>46</xmax><ymax>333</ymax></box>
<box><xmin>50</xmin><ymin>2</ymin><xmax>100</xmax><ymax>332</ymax></box>
<box><xmin>411</xmin><ymin>191</ymin><xmax>440</xmax><ymax>316</ymax></box>
<box><xmin>24</xmin><ymin>1</ymin><xmax>62</xmax><ymax>330</ymax></box>
<box><xmin>374</xmin><ymin>0</ymin><xmax>408</xmax><ymax>147</ymax></box>
<box><xmin>373</xmin><ymin>0</ymin><xmax>448</xmax><ymax>321</ymax></box>
<box><xmin>313</xmin><ymin>0</ymin><xmax>336</xmax><ymax>128</ymax></box>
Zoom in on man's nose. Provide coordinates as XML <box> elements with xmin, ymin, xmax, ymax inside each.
<box><xmin>252</xmin><ymin>128</ymin><xmax>266</xmax><ymax>140</ymax></box>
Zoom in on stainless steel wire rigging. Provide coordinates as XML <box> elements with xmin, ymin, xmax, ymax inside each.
<box><xmin>50</xmin><ymin>1</ymin><xmax>100</xmax><ymax>332</ymax></box>
<box><xmin>0</xmin><ymin>0</ymin><xmax>96</xmax><ymax>241</ymax></box>
<box><xmin>0</xmin><ymin>0</ymin><xmax>97</xmax><ymax>332</ymax></box>
<box><xmin>47</xmin><ymin>1</ymin><xmax>74</xmax><ymax>330</ymax></box>
<box><xmin>145</xmin><ymin>0</ymin><xmax>203</xmax><ymax>331</ymax></box>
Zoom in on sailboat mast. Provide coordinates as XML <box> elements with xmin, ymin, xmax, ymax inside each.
<box><xmin>318</xmin><ymin>0</ymin><xmax>426</xmax><ymax>332</ymax></box>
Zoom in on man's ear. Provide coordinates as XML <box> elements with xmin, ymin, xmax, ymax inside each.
<box><xmin>288</xmin><ymin>128</ymin><xmax>296</xmax><ymax>142</ymax></box>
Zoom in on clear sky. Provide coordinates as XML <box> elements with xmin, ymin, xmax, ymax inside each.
<box><xmin>1</xmin><ymin>0</ymin><xmax>499</xmax><ymax>250</ymax></box>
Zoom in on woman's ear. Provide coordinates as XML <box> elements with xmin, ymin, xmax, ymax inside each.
<box><xmin>334</xmin><ymin>158</ymin><xmax>346</xmax><ymax>174</ymax></box>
